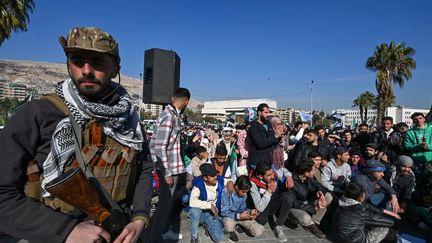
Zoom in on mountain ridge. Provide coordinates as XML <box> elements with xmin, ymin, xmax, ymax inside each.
<box><xmin>0</xmin><ymin>59</ymin><xmax>202</xmax><ymax>109</ymax></box>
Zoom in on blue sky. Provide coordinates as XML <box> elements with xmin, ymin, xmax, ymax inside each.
<box><xmin>1</xmin><ymin>0</ymin><xmax>431</xmax><ymax>112</ymax></box>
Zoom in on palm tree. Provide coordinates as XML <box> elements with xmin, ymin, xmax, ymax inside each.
<box><xmin>360</xmin><ymin>91</ymin><xmax>375</xmax><ymax>124</ymax></box>
<box><xmin>366</xmin><ymin>42</ymin><xmax>416</xmax><ymax>124</ymax></box>
<box><xmin>352</xmin><ymin>95</ymin><xmax>364</xmax><ymax>123</ymax></box>
<box><xmin>0</xmin><ymin>0</ymin><xmax>35</xmax><ymax>46</ymax></box>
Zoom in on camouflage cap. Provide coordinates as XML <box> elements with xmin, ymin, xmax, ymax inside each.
<box><xmin>59</xmin><ymin>27</ymin><xmax>120</xmax><ymax>63</ymax></box>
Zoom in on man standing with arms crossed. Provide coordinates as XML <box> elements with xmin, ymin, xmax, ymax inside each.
<box><xmin>150</xmin><ymin>88</ymin><xmax>190</xmax><ymax>242</ymax></box>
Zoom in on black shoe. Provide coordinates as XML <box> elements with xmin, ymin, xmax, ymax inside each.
<box><xmin>236</xmin><ymin>224</ymin><xmax>245</xmax><ymax>234</ymax></box>
<box><xmin>284</xmin><ymin>218</ymin><xmax>298</xmax><ymax>229</ymax></box>
<box><xmin>190</xmin><ymin>237</ymin><xmax>199</xmax><ymax>243</ymax></box>
<box><xmin>228</xmin><ymin>231</ymin><xmax>239</xmax><ymax>242</ymax></box>
<box><xmin>303</xmin><ymin>224</ymin><xmax>326</xmax><ymax>239</ymax></box>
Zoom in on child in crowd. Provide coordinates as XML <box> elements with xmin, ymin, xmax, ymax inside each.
<box><xmin>189</xmin><ymin>163</ymin><xmax>225</xmax><ymax>243</ymax></box>
<box><xmin>220</xmin><ymin>175</ymin><xmax>265</xmax><ymax>242</ymax></box>
<box><xmin>192</xmin><ymin>146</ymin><xmax>210</xmax><ymax>177</ymax></box>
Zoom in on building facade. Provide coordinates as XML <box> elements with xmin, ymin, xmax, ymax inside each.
<box><xmin>0</xmin><ymin>80</ymin><xmax>27</xmax><ymax>100</ymax></box>
<box><xmin>201</xmin><ymin>98</ymin><xmax>277</xmax><ymax>121</ymax></box>
<box><xmin>334</xmin><ymin>106</ymin><xmax>430</xmax><ymax>127</ymax></box>
<box><xmin>137</xmin><ymin>101</ymin><xmax>163</xmax><ymax>117</ymax></box>
<box><xmin>274</xmin><ymin>107</ymin><xmax>297</xmax><ymax>124</ymax></box>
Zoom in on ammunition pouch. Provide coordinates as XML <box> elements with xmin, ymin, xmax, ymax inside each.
<box><xmin>24</xmin><ymin>117</ymin><xmax>137</xmax><ymax>214</ymax></box>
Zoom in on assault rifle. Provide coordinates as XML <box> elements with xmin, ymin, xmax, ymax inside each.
<box><xmin>45</xmin><ymin>167</ymin><xmax>129</xmax><ymax>241</ymax></box>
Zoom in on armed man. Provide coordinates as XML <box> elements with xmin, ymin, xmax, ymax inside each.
<box><xmin>0</xmin><ymin>27</ymin><xmax>153</xmax><ymax>242</ymax></box>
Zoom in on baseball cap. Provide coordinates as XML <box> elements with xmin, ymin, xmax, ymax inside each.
<box><xmin>59</xmin><ymin>27</ymin><xmax>120</xmax><ymax>62</ymax></box>
<box><xmin>200</xmin><ymin>163</ymin><xmax>217</xmax><ymax>177</ymax></box>
<box><xmin>364</xmin><ymin>160</ymin><xmax>386</xmax><ymax>173</ymax></box>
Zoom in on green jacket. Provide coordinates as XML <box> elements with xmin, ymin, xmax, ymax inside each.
<box><xmin>403</xmin><ymin>123</ymin><xmax>432</xmax><ymax>163</ymax></box>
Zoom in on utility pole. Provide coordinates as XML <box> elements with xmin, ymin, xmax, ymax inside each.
<box><xmin>309</xmin><ymin>80</ymin><xmax>314</xmax><ymax>126</ymax></box>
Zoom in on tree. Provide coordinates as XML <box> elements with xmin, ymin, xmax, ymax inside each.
<box><xmin>352</xmin><ymin>91</ymin><xmax>375</xmax><ymax>124</ymax></box>
<box><xmin>352</xmin><ymin>96</ymin><xmax>364</xmax><ymax>123</ymax></box>
<box><xmin>360</xmin><ymin>91</ymin><xmax>375</xmax><ymax>124</ymax></box>
<box><xmin>366</xmin><ymin>41</ymin><xmax>416</xmax><ymax>124</ymax></box>
<box><xmin>0</xmin><ymin>0</ymin><xmax>35</xmax><ymax>46</ymax></box>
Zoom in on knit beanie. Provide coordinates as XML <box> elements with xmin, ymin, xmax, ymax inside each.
<box><xmin>395</xmin><ymin>155</ymin><xmax>414</xmax><ymax>167</ymax></box>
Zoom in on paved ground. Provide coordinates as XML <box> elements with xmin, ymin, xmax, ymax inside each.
<box><xmin>168</xmin><ymin>211</ymin><xmax>331</xmax><ymax>243</ymax></box>
<box><xmin>141</xmin><ymin>209</ymin><xmax>332</xmax><ymax>243</ymax></box>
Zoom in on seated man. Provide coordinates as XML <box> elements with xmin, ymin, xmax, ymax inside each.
<box><xmin>320</xmin><ymin>147</ymin><xmax>352</xmax><ymax>196</ymax></box>
<box><xmin>220</xmin><ymin>175</ymin><xmax>265</xmax><ymax>242</ymax></box>
<box><xmin>211</xmin><ymin>145</ymin><xmax>235</xmax><ymax>192</ymax></box>
<box><xmin>291</xmin><ymin>128</ymin><xmax>331</xmax><ymax>168</ymax></box>
<box><xmin>334</xmin><ymin>183</ymin><xmax>399</xmax><ymax>243</ymax></box>
<box><xmin>390</xmin><ymin>155</ymin><xmax>415</xmax><ymax>212</ymax></box>
<box><xmin>307</xmin><ymin>151</ymin><xmax>324</xmax><ymax>184</ymax></box>
<box><xmin>248</xmin><ymin>161</ymin><xmax>292</xmax><ymax>242</ymax></box>
<box><xmin>351</xmin><ymin>160</ymin><xmax>402</xmax><ymax>214</ymax></box>
<box><xmin>189</xmin><ymin>163</ymin><xmax>225</xmax><ymax>243</ymax></box>
<box><xmin>288</xmin><ymin>159</ymin><xmax>332</xmax><ymax>239</ymax></box>
<box><xmin>364</xmin><ymin>143</ymin><xmax>379</xmax><ymax>160</ymax></box>
<box><xmin>348</xmin><ymin>149</ymin><xmax>363</xmax><ymax>177</ymax></box>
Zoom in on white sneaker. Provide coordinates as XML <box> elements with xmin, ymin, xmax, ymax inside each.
<box><xmin>162</xmin><ymin>230</ymin><xmax>183</xmax><ymax>240</ymax></box>
<box><xmin>274</xmin><ymin>225</ymin><xmax>287</xmax><ymax>242</ymax></box>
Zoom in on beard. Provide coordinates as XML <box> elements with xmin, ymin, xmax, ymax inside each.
<box><xmin>72</xmin><ymin>77</ymin><xmax>110</xmax><ymax>101</ymax></box>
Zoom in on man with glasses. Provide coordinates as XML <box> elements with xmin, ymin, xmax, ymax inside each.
<box><xmin>0</xmin><ymin>27</ymin><xmax>152</xmax><ymax>242</ymax></box>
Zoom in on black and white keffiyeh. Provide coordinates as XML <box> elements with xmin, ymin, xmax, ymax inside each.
<box><xmin>42</xmin><ymin>79</ymin><xmax>144</xmax><ymax>196</ymax></box>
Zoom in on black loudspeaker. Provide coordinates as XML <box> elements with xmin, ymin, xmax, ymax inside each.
<box><xmin>143</xmin><ymin>48</ymin><xmax>180</xmax><ymax>104</ymax></box>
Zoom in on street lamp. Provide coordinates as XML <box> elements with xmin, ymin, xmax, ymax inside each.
<box><xmin>309</xmin><ymin>80</ymin><xmax>314</xmax><ymax>126</ymax></box>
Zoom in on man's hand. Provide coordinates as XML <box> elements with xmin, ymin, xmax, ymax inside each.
<box><xmin>391</xmin><ymin>195</ymin><xmax>401</xmax><ymax>214</ymax></box>
<box><xmin>316</xmin><ymin>191</ymin><xmax>327</xmax><ymax>209</ymax></box>
<box><xmin>165</xmin><ymin>175</ymin><xmax>173</xmax><ymax>187</ymax></box>
<box><xmin>249</xmin><ymin>209</ymin><xmax>258</xmax><ymax>219</ymax></box>
<box><xmin>267</xmin><ymin>180</ymin><xmax>276</xmax><ymax>193</ymax></box>
<box><xmin>113</xmin><ymin>220</ymin><xmax>145</xmax><ymax>243</ymax></box>
<box><xmin>66</xmin><ymin>220</ymin><xmax>110</xmax><ymax>243</ymax></box>
<box><xmin>239</xmin><ymin>211</ymin><xmax>252</xmax><ymax>221</ymax></box>
<box><xmin>383</xmin><ymin>209</ymin><xmax>401</xmax><ymax>220</ymax></box>
<box><xmin>301</xmin><ymin>123</ymin><xmax>309</xmax><ymax>129</ymax></box>
<box><xmin>210</xmin><ymin>204</ymin><xmax>219</xmax><ymax>218</ymax></box>
<box><xmin>227</xmin><ymin>181</ymin><xmax>234</xmax><ymax>194</ymax></box>
<box><xmin>192</xmin><ymin>134</ymin><xmax>201</xmax><ymax>143</ymax></box>
<box><xmin>285</xmin><ymin>176</ymin><xmax>294</xmax><ymax>189</ymax></box>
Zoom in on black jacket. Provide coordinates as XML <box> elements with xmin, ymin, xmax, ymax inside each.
<box><xmin>392</xmin><ymin>170</ymin><xmax>415</xmax><ymax>203</ymax></box>
<box><xmin>289</xmin><ymin>172</ymin><xmax>328</xmax><ymax>214</ymax></box>
<box><xmin>371</xmin><ymin>128</ymin><xmax>400</xmax><ymax>162</ymax></box>
<box><xmin>0</xmin><ymin>99</ymin><xmax>153</xmax><ymax>242</ymax></box>
<box><xmin>247</xmin><ymin>119</ymin><xmax>277</xmax><ymax>166</ymax></box>
<box><xmin>333</xmin><ymin>196</ymin><xmax>394</xmax><ymax>243</ymax></box>
<box><xmin>291</xmin><ymin>140</ymin><xmax>331</xmax><ymax>168</ymax></box>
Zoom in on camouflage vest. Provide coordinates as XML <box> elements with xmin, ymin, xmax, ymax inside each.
<box><xmin>24</xmin><ymin>94</ymin><xmax>137</xmax><ymax>213</ymax></box>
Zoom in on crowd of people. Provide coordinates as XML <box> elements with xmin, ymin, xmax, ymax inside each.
<box><xmin>150</xmin><ymin>101</ymin><xmax>432</xmax><ymax>243</ymax></box>
<box><xmin>0</xmin><ymin>26</ymin><xmax>430</xmax><ymax>243</ymax></box>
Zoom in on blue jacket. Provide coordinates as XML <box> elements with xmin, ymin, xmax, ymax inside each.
<box><xmin>192</xmin><ymin>175</ymin><xmax>224</xmax><ymax>211</ymax></box>
<box><xmin>220</xmin><ymin>188</ymin><xmax>248</xmax><ymax>220</ymax></box>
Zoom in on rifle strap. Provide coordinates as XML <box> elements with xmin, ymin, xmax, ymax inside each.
<box><xmin>41</xmin><ymin>94</ymin><xmax>70</xmax><ymax>116</ymax></box>
<box><xmin>69</xmin><ymin>114</ymin><xmax>121</xmax><ymax>211</ymax></box>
